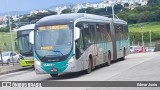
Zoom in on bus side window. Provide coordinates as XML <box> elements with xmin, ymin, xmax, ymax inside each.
<box><xmin>105</xmin><ymin>24</ymin><xmax>112</xmax><ymax>42</ymax></box>
<box><xmin>75</xmin><ymin>22</ymin><xmax>84</xmax><ymax>59</ymax></box>
<box><xmin>75</xmin><ymin>31</ymin><xmax>84</xmax><ymax>59</ymax></box>
<box><xmin>96</xmin><ymin>24</ymin><xmax>105</xmax><ymax>43</ymax></box>
<box><xmin>114</xmin><ymin>24</ymin><xmax>122</xmax><ymax>41</ymax></box>
<box><xmin>89</xmin><ymin>24</ymin><xmax>96</xmax><ymax>44</ymax></box>
<box><xmin>124</xmin><ymin>25</ymin><xmax>128</xmax><ymax>40</ymax></box>
<box><xmin>82</xmin><ymin>24</ymin><xmax>92</xmax><ymax>49</ymax></box>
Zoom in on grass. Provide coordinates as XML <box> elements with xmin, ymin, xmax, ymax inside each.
<box><xmin>0</xmin><ymin>32</ymin><xmax>17</xmax><ymax>51</ymax></box>
<box><xmin>129</xmin><ymin>22</ymin><xmax>160</xmax><ymax>33</ymax></box>
<box><xmin>129</xmin><ymin>22</ymin><xmax>160</xmax><ymax>46</ymax></box>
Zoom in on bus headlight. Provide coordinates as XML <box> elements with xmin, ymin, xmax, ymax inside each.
<box><xmin>67</xmin><ymin>57</ymin><xmax>75</xmax><ymax>64</ymax></box>
<box><xmin>35</xmin><ymin>60</ymin><xmax>41</xmax><ymax>66</ymax></box>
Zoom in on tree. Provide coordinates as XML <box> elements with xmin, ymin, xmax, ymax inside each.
<box><xmin>78</xmin><ymin>7</ymin><xmax>96</xmax><ymax>14</ymax></box>
<box><xmin>117</xmin><ymin>4</ymin><xmax>160</xmax><ymax>23</ymax></box>
<box><xmin>20</xmin><ymin>10</ymin><xmax>57</xmax><ymax>23</ymax></box>
<box><xmin>147</xmin><ymin>0</ymin><xmax>160</xmax><ymax>5</ymax></box>
<box><xmin>6</xmin><ymin>16</ymin><xmax>16</xmax><ymax>30</ymax></box>
<box><xmin>124</xmin><ymin>3</ymin><xmax>129</xmax><ymax>7</ymax></box>
<box><xmin>114</xmin><ymin>4</ymin><xmax>124</xmax><ymax>13</ymax></box>
<box><xmin>86</xmin><ymin>7</ymin><xmax>96</xmax><ymax>14</ymax></box>
<box><xmin>77</xmin><ymin>8</ymin><xmax>86</xmax><ymax>13</ymax></box>
<box><xmin>20</xmin><ymin>15</ymin><xmax>29</xmax><ymax>22</ymax></box>
<box><xmin>61</xmin><ymin>8</ymin><xmax>72</xmax><ymax>14</ymax></box>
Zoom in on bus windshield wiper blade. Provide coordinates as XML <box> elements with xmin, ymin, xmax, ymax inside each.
<box><xmin>40</xmin><ymin>55</ymin><xmax>57</xmax><ymax>60</ymax></box>
<box><xmin>40</xmin><ymin>56</ymin><xmax>46</xmax><ymax>60</ymax></box>
<box><xmin>52</xmin><ymin>49</ymin><xmax>63</xmax><ymax>56</ymax></box>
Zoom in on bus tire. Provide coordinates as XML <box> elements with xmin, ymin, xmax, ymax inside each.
<box><xmin>85</xmin><ymin>58</ymin><xmax>92</xmax><ymax>74</ymax></box>
<box><xmin>107</xmin><ymin>52</ymin><xmax>111</xmax><ymax>66</ymax></box>
<box><xmin>50</xmin><ymin>74</ymin><xmax>58</xmax><ymax>77</ymax></box>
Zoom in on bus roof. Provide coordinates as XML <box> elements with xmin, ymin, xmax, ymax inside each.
<box><xmin>36</xmin><ymin>13</ymin><xmax>127</xmax><ymax>26</ymax></box>
<box><xmin>16</xmin><ymin>24</ymin><xmax>35</xmax><ymax>31</ymax></box>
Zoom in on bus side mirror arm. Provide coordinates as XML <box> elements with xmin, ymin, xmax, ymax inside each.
<box><xmin>29</xmin><ymin>31</ymin><xmax>34</xmax><ymax>44</ymax></box>
<box><xmin>74</xmin><ymin>27</ymin><xmax>80</xmax><ymax>40</ymax></box>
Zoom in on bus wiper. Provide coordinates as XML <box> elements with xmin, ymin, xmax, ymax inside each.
<box><xmin>40</xmin><ymin>55</ymin><xmax>56</xmax><ymax>60</ymax></box>
<box><xmin>53</xmin><ymin>49</ymin><xmax>63</xmax><ymax>56</ymax></box>
<box><xmin>40</xmin><ymin>56</ymin><xmax>46</xmax><ymax>60</ymax></box>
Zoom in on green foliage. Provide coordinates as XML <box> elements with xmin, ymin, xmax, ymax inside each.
<box><xmin>20</xmin><ymin>10</ymin><xmax>57</xmax><ymax>22</ymax></box>
<box><xmin>114</xmin><ymin>4</ymin><xmax>124</xmax><ymax>12</ymax></box>
<box><xmin>61</xmin><ymin>8</ymin><xmax>72</xmax><ymax>14</ymax></box>
<box><xmin>129</xmin><ymin>22</ymin><xmax>160</xmax><ymax>43</ymax></box>
<box><xmin>78</xmin><ymin>7</ymin><xmax>96</xmax><ymax>14</ymax></box>
<box><xmin>130</xmin><ymin>32</ymin><xmax>160</xmax><ymax>43</ymax></box>
<box><xmin>124</xmin><ymin>3</ymin><xmax>129</xmax><ymax>7</ymax></box>
<box><xmin>0</xmin><ymin>26</ymin><xmax>9</xmax><ymax>32</ymax></box>
<box><xmin>78</xmin><ymin>4</ymin><xmax>124</xmax><ymax>16</ymax></box>
<box><xmin>147</xmin><ymin>0</ymin><xmax>160</xmax><ymax>5</ymax></box>
<box><xmin>117</xmin><ymin>5</ymin><xmax>160</xmax><ymax>24</ymax></box>
<box><xmin>0</xmin><ymin>32</ymin><xmax>17</xmax><ymax>51</ymax></box>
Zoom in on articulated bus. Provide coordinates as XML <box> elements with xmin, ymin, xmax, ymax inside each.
<box><xmin>16</xmin><ymin>24</ymin><xmax>35</xmax><ymax>67</ymax></box>
<box><xmin>30</xmin><ymin>13</ymin><xmax>129</xmax><ymax>77</ymax></box>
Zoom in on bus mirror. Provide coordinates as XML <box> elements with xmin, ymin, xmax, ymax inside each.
<box><xmin>74</xmin><ymin>27</ymin><xmax>80</xmax><ymax>40</ymax></box>
<box><xmin>29</xmin><ymin>31</ymin><xmax>34</xmax><ymax>44</ymax></box>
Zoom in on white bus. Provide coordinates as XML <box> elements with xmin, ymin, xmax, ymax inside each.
<box><xmin>30</xmin><ymin>13</ymin><xmax>129</xmax><ymax>77</ymax></box>
<box><xmin>16</xmin><ymin>24</ymin><xmax>35</xmax><ymax>67</ymax></box>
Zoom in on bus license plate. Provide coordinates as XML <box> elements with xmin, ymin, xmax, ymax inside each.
<box><xmin>50</xmin><ymin>68</ymin><xmax>57</xmax><ymax>73</ymax></box>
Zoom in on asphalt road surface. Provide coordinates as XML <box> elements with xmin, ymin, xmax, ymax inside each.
<box><xmin>0</xmin><ymin>52</ymin><xmax>160</xmax><ymax>90</ymax></box>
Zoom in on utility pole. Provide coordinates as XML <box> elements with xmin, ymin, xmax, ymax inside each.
<box><xmin>149</xmin><ymin>30</ymin><xmax>152</xmax><ymax>51</ymax></box>
<box><xmin>141</xmin><ymin>27</ymin><xmax>144</xmax><ymax>52</ymax></box>
<box><xmin>7</xmin><ymin>0</ymin><xmax>14</xmax><ymax>65</ymax></box>
<box><xmin>0</xmin><ymin>50</ymin><xmax>3</xmax><ymax>66</ymax></box>
<box><xmin>112</xmin><ymin>3</ymin><xmax>115</xmax><ymax>19</ymax></box>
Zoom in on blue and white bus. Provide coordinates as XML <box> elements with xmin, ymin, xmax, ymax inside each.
<box><xmin>29</xmin><ymin>13</ymin><xmax>129</xmax><ymax>77</ymax></box>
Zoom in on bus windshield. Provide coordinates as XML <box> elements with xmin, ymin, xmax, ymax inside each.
<box><xmin>18</xmin><ymin>30</ymin><xmax>33</xmax><ymax>56</ymax></box>
<box><xmin>35</xmin><ymin>24</ymin><xmax>73</xmax><ymax>62</ymax></box>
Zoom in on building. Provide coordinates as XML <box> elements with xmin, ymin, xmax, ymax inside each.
<box><xmin>51</xmin><ymin>0</ymin><xmax>148</xmax><ymax>14</ymax></box>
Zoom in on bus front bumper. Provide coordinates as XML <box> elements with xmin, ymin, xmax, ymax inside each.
<box><xmin>19</xmin><ymin>59</ymin><xmax>34</xmax><ymax>67</ymax></box>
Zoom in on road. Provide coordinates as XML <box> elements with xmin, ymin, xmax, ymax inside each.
<box><xmin>0</xmin><ymin>52</ymin><xmax>160</xmax><ymax>90</ymax></box>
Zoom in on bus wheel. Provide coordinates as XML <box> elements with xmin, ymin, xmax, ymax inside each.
<box><xmin>121</xmin><ymin>49</ymin><xmax>126</xmax><ymax>60</ymax></box>
<box><xmin>85</xmin><ymin>58</ymin><xmax>92</xmax><ymax>74</ymax></box>
<box><xmin>107</xmin><ymin>52</ymin><xmax>111</xmax><ymax>66</ymax></box>
<box><xmin>50</xmin><ymin>74</ymin><xmax>58</xmax><ymax>77</ymax></box>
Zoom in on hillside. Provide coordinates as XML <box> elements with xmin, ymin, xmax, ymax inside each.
<box><xmin>117</xmin><ymin>5</ymin><xmax>160</xmax><ymax>24</ymax></box>
<box><xmin>129</xmin><ymin>22</ymin><xmax>160</xmax><ymax>32</ymax></box>
<box><xmin>129</xmin><ymin>22</ymin><xmax>160</xmax><ymax>46</ymax></box>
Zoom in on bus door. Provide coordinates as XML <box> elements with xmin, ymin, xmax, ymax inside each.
<box><xmin>94</xmin><ymin>24</ymin><xmax>105</xmax><ymax>65</ymax></box>
<box><xmin>115</xmin><ymin>24</ymin><xmax>123</xmax><ymax>58</ymax></box>
<box><xmin>88</xmin><ymin>24</ymin><xmax>97</xmax><ymax>67</ymax></box>
<box><xmin>97</xmin><ymin>24</ymin><xmax>107</xmax><ymax>63</ymax></box>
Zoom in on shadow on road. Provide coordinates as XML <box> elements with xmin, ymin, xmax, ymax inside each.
<box><xmin>43</xmin><ymin>71</ymin><xmax>85</xmax><ymax>80</ymax></box>
<box><xmin>42</xmin><ymin>59</ymin><xmax>124</xmax><ymax>81</ymax></box>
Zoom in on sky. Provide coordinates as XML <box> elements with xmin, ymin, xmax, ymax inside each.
<box><xmin>0</xmin><ymin>0</ymin><xmax>102</xmax><ymax>13</ymax></box>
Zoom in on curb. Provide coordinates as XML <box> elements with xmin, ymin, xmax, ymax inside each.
<box><xmin>0</xmin><ymin>66</ymin><xmax>33</xmax><ymax>75</ymax></box>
